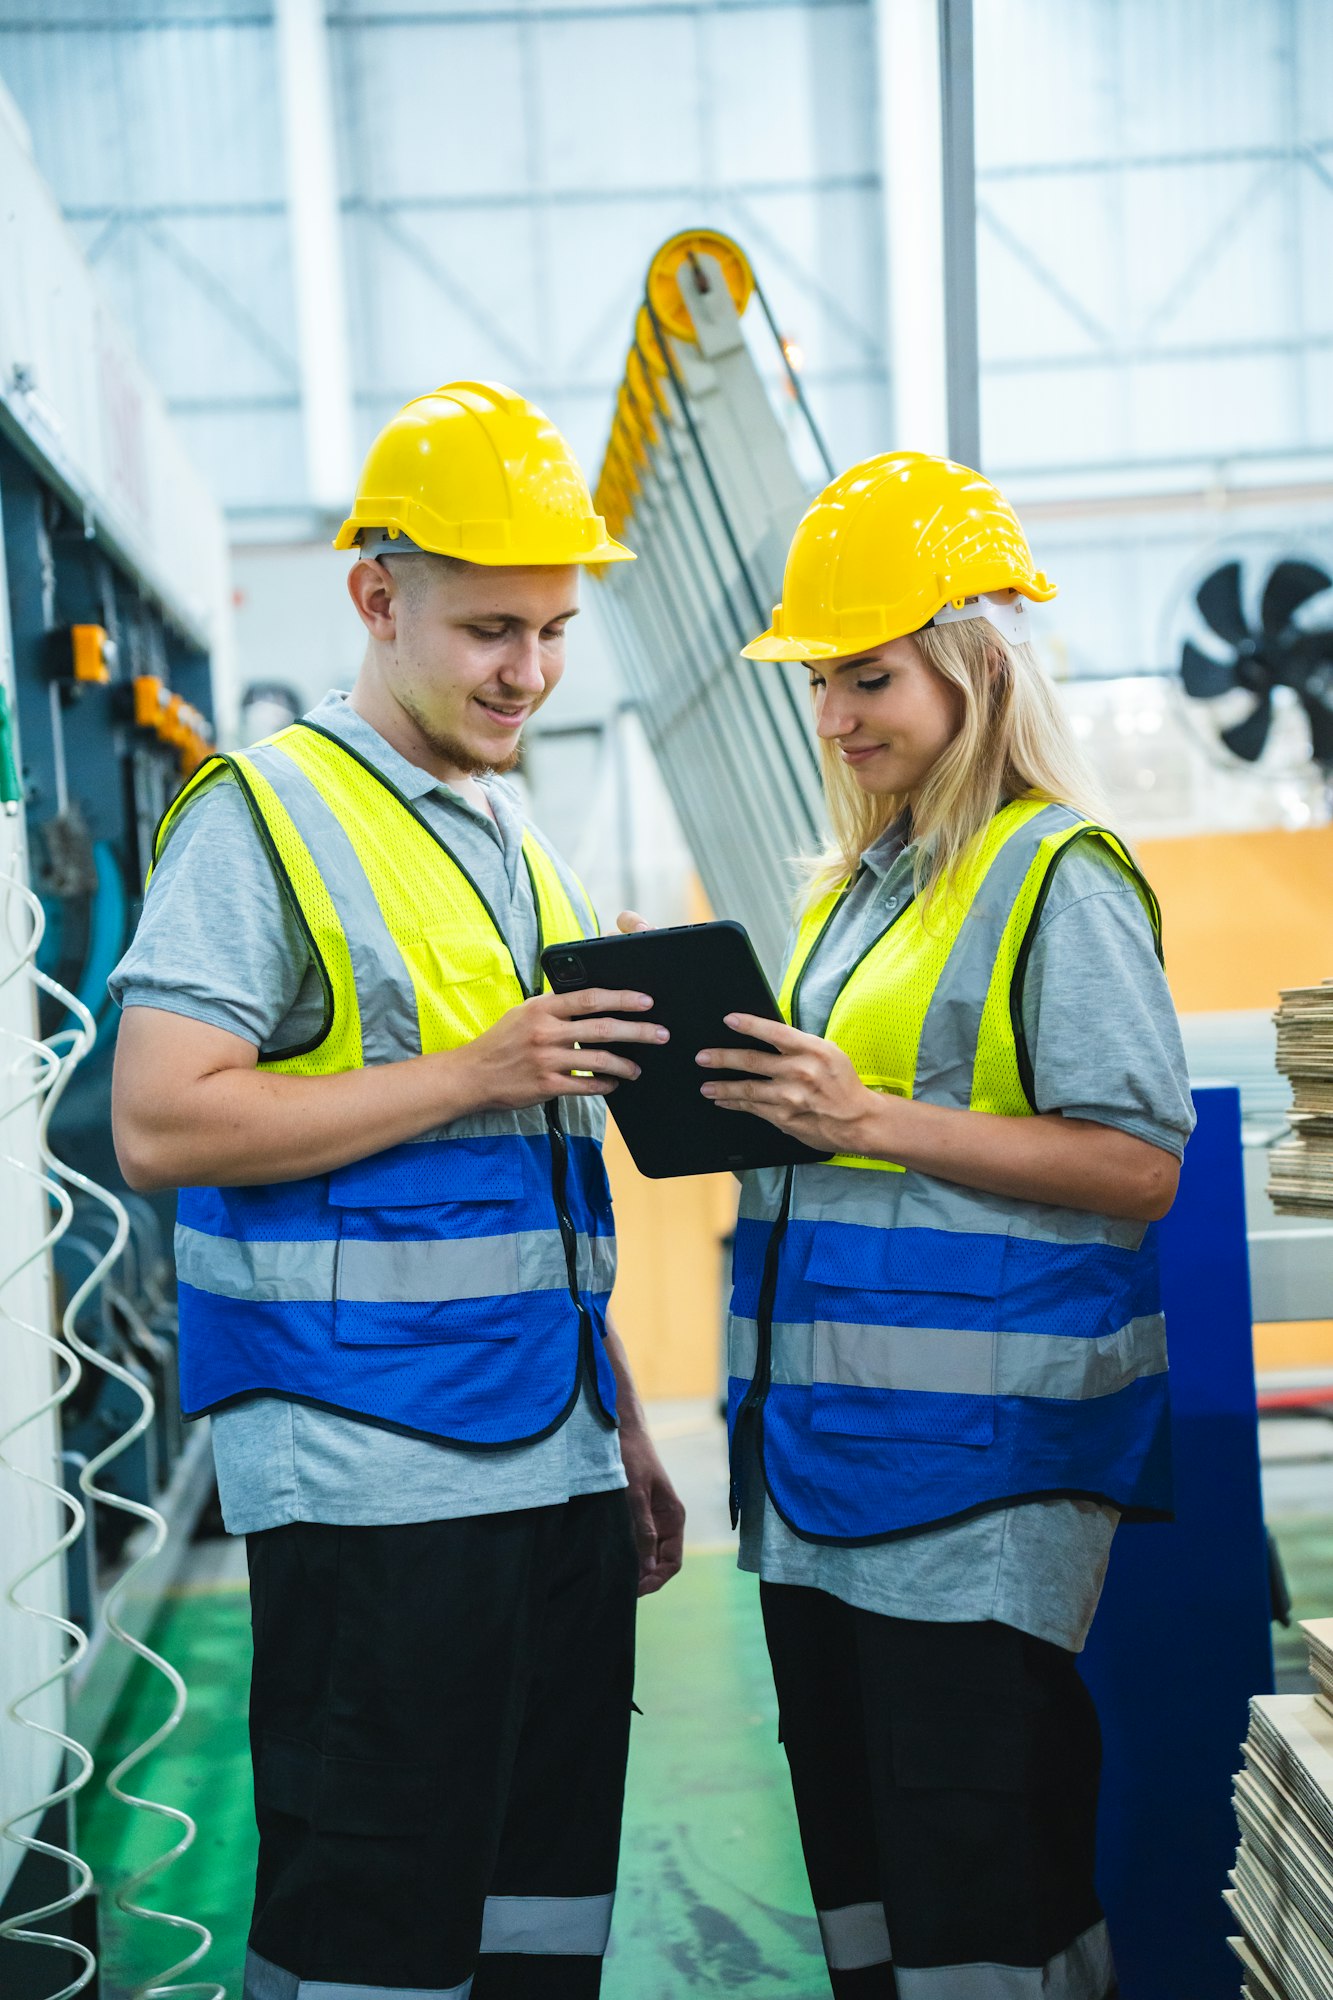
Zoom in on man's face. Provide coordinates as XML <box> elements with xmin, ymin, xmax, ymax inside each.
<box><xmin>381</xmin><ymin>559</ymin><xmax>579</xmax><ymax>777</ymax></box>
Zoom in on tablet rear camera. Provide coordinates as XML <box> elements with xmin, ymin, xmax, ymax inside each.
<box><xmin>550</xmin><ymin>951</ymin><xmax>587</xmax><ymax>984</ymax></box>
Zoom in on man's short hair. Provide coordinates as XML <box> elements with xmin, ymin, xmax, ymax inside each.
<box><xmin>374</xmin><ymin>545</ymin><xmax>471</xmax><ymax>603</ymax></box>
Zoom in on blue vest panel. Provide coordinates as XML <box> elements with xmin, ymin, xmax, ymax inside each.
<box><xmin>727</xmin><ymin>1176</ymin><xmax>1173</xmax><ymax>1540</ymax></box>
<box><xmin>177</xmin><ymin>1127</ymin><xmax>618</xmax><ymax>1445</ymax></box>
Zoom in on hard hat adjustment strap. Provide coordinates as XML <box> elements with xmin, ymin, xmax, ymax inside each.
<box><xmin>931</xmin><ymin>592</ymin><xmax>1033</xmax><ymax>646</ymax></box>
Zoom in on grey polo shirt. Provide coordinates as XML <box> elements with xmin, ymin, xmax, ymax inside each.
<box><xmin>738</xmin><ymin>819</ymin><xmax>1196</xmax><ymax>1653</ymax></box>
<box><xmin>108</xmin><ymin>691</ymin><xmax>625</xmax><ymax>1534</ymax></box>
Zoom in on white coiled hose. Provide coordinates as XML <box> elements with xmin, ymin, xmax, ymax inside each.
<box><xmin>0</xmin><ymin>869</ymin><xmax>223</xmax><ymax>2000</ymax></box>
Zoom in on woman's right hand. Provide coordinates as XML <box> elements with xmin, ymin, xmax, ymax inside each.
<box><xmin>616</xmin><ymin>909</ymin><xmax>651</xmax><ymax>934</ymax></box>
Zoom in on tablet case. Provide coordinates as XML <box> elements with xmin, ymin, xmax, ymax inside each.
<box><xmin>541</xmin><ymin>921</ymin><xmax>831</xmax><ymax>1178</ymax></box>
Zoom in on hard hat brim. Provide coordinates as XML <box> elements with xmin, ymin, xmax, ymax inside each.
<box><xmin>741</xmin><ymin>576</ymin><xmax>1059</xmax><ymax>662</ymax></box>
<box><xmin>740</xmin><ymin>630</ymin><xmax>841</xmax><ymax>661</ymax></box>
<box><xmin>334</xmin><ymin>518</ymin><xmax>636</xmax><ymax>565</ymax></box>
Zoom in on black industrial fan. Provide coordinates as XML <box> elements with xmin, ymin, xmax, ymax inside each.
<box><xmin>1179</xmin><ymin>558</ymin><xmax>1333</xmax><ymax>769</ymax></box>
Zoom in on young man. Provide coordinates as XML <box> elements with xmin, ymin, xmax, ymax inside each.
<box><xmin>111</xmin><ymin>381</ymin><xmax>685</xmax><ymax>2000</ymax></box>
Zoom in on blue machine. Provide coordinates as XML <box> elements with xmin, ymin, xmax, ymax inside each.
<box><xmin>1080</xmin><ymin>1085</ymin><xmax>1272</xmax><ymax>2000</ymax></box>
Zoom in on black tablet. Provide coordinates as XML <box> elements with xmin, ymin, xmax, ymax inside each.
<box><xmin>540</xmin><ymin>921</ymin><xmax>831</xmax><ymax>1179</ymax></box>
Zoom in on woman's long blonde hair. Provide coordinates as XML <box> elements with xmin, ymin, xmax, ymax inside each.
<box><xmin>804</xmin><ymin>619</ymin><xmax>1108</xmax><ymax>907</ymax></box>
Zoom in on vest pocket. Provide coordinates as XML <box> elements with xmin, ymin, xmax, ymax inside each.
<box><xmin>808</xmin><ymin>1322</ymin><xmax>997</xmax><ymax>1445</ymax></box>
<box><xmin>803</xmin><ymin>1228</ymin><xmax>1002</xmax><ymax>1447</ymax></box>
<box><xmin>328</xmin><ymin>1143</ymin><xmax>526</xmax><ymax>1345</ymax></box>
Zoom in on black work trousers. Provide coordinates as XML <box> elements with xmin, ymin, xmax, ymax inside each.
<box><xmin>243</xmin><ymin>1490</ymin><xmax>638</xmax><ymax>2000</ymax></box>
<box><xmin>761</xmin><ymin>1583</ymin><xmax>1115</xmax><ymax>2000</ymax></box>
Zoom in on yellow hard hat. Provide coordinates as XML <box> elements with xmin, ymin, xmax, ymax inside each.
<box><xmin>334</xmin><ymin>380</ymin><xmax>634</xmax><ymax>567</ymax></box>
<box><xmin>742</xmin><ymin>451</ymin><xmax>1055</xmax><ymax>661</ymax></box>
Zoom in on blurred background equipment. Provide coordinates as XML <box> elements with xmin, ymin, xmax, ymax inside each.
<box><xmin>0</xmin><ymin>58</ymin><xmax>231</xmax><ymax>1997</ymax></box>
<box><xmin>1179</xmin><ymin>558</ymin><xmax>1333</xmax><ymax>780</ymax></box>
<box><xmin>592</xmin><ymin>228</ymin><xmax>826</xmax><ymax>974</ymax></box>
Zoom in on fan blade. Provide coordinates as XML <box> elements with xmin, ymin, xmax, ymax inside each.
<box><xmin>1219</xmin><ymin>693</ymin><xmax>1272</xmax><ymax>763</ymax></box>
<box><xmin>1196</xmin><ymin>561</ymin><xmax>1249</xmax><ymax>647</ymax></box>
<box><xmin>1180</xmin><ymin>640</ymin><xmax>1239</xmax><ymax>700</ymax></box>
<box><xmin>1261</xmin><ymin>560</ymin><xmax>1332</xmax><ymax>640</ymax></box>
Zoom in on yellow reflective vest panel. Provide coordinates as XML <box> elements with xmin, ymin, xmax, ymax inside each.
<box><xmin>157</xmin><ymin>722</ymin><xmax>618</xmax><ymax>1444</ymax></box>
<box><xmin>729</xmin><ymin>799</ymin><xmax>1174</xmax><ymax>1540</ymax></box>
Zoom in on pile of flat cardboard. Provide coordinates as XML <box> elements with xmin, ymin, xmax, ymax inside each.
<box><xmin>1269</xmin><ymin>982</ymin><xmax>1333</xmax><ymax>1216</ymax></box>
<box><xmin>1227</xmin><ymin>1620</ymin><xmax>1333</xmax><ymax>1998</ymax></box>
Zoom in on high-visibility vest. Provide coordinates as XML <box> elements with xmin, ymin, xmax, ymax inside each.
<box><xmin>727</xmin><ymin>798</ymin><xmax>1174</xmax><ymax>1540</ymax></box>
<box><xmin>155</xmin><ymin>720</ymin><xmax>618</xmax><ymax>1445</ymax></box>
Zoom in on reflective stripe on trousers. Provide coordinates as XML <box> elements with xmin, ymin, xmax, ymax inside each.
<box><xmin>812</xmin><ymin>1916</ymin><xmax>1113</xmax><ymax>1997</ymax></box>
<box><xmin>818</xmin><ymin>1899</ymin><xmax>892</xmax><ymax>1970</ymax></box>
<box><xmin>245</xmin><ymin>1947</ymin><xmax>473</xmax><ymax>2000</ymax></box>
<box><xmin>478</xmin><ymin>1891</ymin><xmax>616</xmax><ymax>1956</ymax></box>
<box><xmin>895</xmin><ymin>1919</ymin><xmax>1114</xmax><ymax>1997</ymax></box>
<box><xmin>243</xmin><ymin>1892</ymin><xmax>616</xmax><ymax>1999</ymax></box>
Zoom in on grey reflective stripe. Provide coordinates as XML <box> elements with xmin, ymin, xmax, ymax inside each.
<box><xmin>340</xmin><ymin>1230</ymin><xmax>523</xmax><ymax>1303</ymax></box>
<box><xmin>245</xmin><ymin>742</ymin><xmax>421</xmax><ymax>1066</ymax></box>
<box><xmin>781</xmin><ymin>1161</ymin><xmax>1145</xmax><ymax>1252</ymax></box>
<box><xmin>729</xmin><ymin>1313</ymin><xmax>1167</xmax><ymax>1402</ymax></box>
<box><xmin>339</xmin><ymin>1230</ymin><xmax>615</xmax><ymax>1304</ymax></box>
<box><xmin>555</xmin><ymin>1094</ymin><xmax>609</xmax><ymax>1143</ymax></box>
<box><xmin>818</xmin><ymin>1900</ymin><xmax>892</xmax><ymax>1971</ymax></box>
<box><xmin>737</xmin><ymin>1163</ymin><xmax>796</xmax><ymax>1225</ymax></box>
<box><xmin>894</xmin><ymin>1918</ymin><xmax>1114</xmax><ymax>1999</ymax></box>
<box><xmin>180</xmin><ymin>1226</ymin><xmax>614</xmax><ymax>1306</ymax></box>
<box><xmin>176</xmin><ymin>1225</ymin><xmax>335</xmax><ymax>1302</ymax></box>
<box><xmin>415</xmin><ymin>1101</ymin><xmax>608</xmax><ymax>1146</ymax></box>
<box><xmin>582</xmin><ymin>1234</ymin><xmax>617</xmax><ymax>1293</ymax></box>
<box><xmin>817</xmin><ymin>1318</ymin><xmax>994</xmax><ymax>1396</ymax></box>
<box><xmin>528</xmin><ymin>826</ymin><xmax>599</xmax><ymax>937</ymax></box>
<box><xmin>478</xmin><ymin>1891</ymin><xmax>615</xmax><ymax>1956</ymax></box>
<box><xmin>911</xmin><ymin>803</ymin><xmax>1077</xmax><ymax>1110</ymax></box>
<box><xmin>417</xmin><ymin>1108</ymin><xmax>552</xmax><ymax>1142</ymax></box>
<box><xmin>243</xmin><ymin>1946</ymin><xmax>473</xmax><ymax>2000</ymax></box>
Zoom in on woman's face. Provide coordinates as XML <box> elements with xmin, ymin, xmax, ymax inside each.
<box><xmin>807</xmin><ymin>633</ymin><xmax>962</xmax><ymax>801</ymax></box>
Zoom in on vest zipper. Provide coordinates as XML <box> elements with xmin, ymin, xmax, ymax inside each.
<box><xmin>543</xmin><ymin>1099</ymin><xmax>607</xmax><ymax>1417</ymax></box>
<box><xmin>729</xmin><ymin>1164</ymin><xmax>794</xmax><ymax>1526</ymax></box>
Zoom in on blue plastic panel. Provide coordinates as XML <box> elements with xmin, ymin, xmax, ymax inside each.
<box><xmin>1080</xmin><ymin>1085</ymin><xmax>1271</xmax><ymax>2000</ymax></box>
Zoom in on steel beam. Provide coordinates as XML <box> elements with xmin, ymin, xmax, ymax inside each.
<box><xmin>937</xmin><ymin>0</ymin><xmax>980</xmax><ymax>469</ymax></box>
<box><xmin>873</xmin><ymin>0</ymin><xmax>981</xmax><ymax>464</ymax></box>
<box><xmin>874</xmin><ymin>0</ymin><xmax>947</xmax><ymax>454</ymax></box>
<box><xmin>275</xmin><ymin>0</ymin><xmax>357</xmax><ymax>513</ymax></box>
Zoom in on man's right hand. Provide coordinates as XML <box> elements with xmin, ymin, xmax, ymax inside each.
<box><xmin>458</xmin><ymin>988</ymin><xmax>667</xmax><ymax>1110</ymax></box>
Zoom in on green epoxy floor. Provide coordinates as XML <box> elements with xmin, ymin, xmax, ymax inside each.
<box><xmin>74</xmin><ymin>1488</ymin><xmax>1333</xmax><ymax>1999</ymax></box>
<box><xmin>80</xmin><ymin>1551</ymin><xmax>826</xmax><ymax>2000</ymax></box>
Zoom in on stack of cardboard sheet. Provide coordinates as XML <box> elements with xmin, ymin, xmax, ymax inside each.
<box><xmin>1307</xmin><ymin>1620</ymin><xmax>1333</xmax><ymax>1706</ymax></box>
<box><xmin>1227</xmin><ymin>1621</ymin><xmax>1333</xmax><ymax>1997</ymax></box>
<box><xmin>1270</xmin><ymin>982</ymin><xmax>1333</xmax><ymax>1215</ymax></box>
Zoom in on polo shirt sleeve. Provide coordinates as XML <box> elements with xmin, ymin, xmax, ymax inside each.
<box><xmin>108</xmin><ymin>779</ymin><xmax>323</xmax><ymax>1052</ymax></box>
<box><xmin>1017</xmin><ymin>840</ymin><xmax>1196</xmax><ymax>1158</ymax></box>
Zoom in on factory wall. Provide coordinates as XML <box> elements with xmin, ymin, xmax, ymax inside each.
<box><xmin>1</xmin><ymin>0</ymin><xmax>1328</xmax><ymax>746</ymax></box>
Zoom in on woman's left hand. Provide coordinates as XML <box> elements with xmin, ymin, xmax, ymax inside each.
<box><xmin>697</xmin><ymin>1015</ymin><xmax>875</xmax><ymax>1155</ymax></box>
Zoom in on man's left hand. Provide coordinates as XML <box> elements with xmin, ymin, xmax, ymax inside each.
<box><xmin>619</xmin><ymin>1422</ymin><xmax>686</xmax><ymax>1597</ymax></box>
<box><xmin>696</xmin><ymin>1014</ymin><xmax>877</xmax><ymax>1156</ymax></box>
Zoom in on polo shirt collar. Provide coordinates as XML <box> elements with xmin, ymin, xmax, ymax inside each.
<box><xmin>303</xmin><ymin>690</ymin><xmax>478</xmax><ymax>807</ymax></box>
<box><xmin>859</xmin><ymin>813</ymin><xmax>913</xmax><ymax>882</ymax></box>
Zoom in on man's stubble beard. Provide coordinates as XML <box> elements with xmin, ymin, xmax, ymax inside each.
<box><xmin>397</xmin><ymin>684</ymin><xmax>523</xmax><ymax>778</ymax></box>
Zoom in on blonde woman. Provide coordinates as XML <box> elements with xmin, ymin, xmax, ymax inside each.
<box><xmin>696</xmin><ymin>455</ymin><xmax>1194</xmax><ymax>1999</ymax></box>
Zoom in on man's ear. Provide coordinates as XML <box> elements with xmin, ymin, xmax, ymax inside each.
<box><xmin>347</xmin><ymin>556</ymin><xmax>398</xmax><ymax>640</ymax></box>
